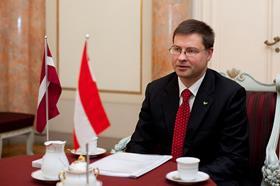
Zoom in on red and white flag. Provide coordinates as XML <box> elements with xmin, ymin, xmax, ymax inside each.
<box><xmin>36</xmin><ymin>42</ymin><xmax>62</xmax><ymax>133</ymax></box>
<box><xmin>73</xmin><ymin>41</ymin><xmax>110</xmax><ymax>149</ymax></box>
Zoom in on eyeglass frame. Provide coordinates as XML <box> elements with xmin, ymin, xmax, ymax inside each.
<box><xmin>168</xmin><ymin>45</ymin><xmax>209</xmax><ymax>57</ymax></box>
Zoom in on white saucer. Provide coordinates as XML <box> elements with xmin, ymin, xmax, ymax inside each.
<box><xmin>31</xmin><ymin>169</ymin><xmax>59</xmax><ymax>181</ymax></box>
<box><xmin>166</xmin><ymin>170</ymin><xmax>209</xmax><ymax>184</ymax></box>
<box><xmin>56</xmin><ymin>180</ymin><xmax>102</xmax><ymax>186</ymax></box>
<box><xmin>70</xmin><ymin>147</ymin><xmax>106</xmax><ymax>157</ymax></box>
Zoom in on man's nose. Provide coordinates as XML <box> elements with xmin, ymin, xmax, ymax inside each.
<box><xmin>177</xmin><ymin>51</ymin><xmax>187</xmax><ymax>60</ymax></box>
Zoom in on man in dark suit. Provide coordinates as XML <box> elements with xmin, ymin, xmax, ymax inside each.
<box><xmin>126</xmin><ymin>19</ymin><xmax>249</xmax><ymax>185</ymax></box>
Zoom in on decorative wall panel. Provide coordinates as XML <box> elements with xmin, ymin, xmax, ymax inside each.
<box><xmin>59</xmin><ymin>0</ymin><xmax>142</xmax><ymax>93</ymax></box>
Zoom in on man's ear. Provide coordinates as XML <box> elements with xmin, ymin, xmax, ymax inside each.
<box><xmin>206</xmin><ymin>48</ymin><xmax>213</xmax><ymax>61</ymax></box>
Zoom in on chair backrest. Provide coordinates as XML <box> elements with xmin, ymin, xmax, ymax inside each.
<box><xmin>222</xmin><ymin>69</ymin><xmax>279</xmax><ymax>185</ymax></box>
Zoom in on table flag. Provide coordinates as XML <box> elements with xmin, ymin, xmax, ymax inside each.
<box><xmin>36</xmin><ymin>40</ymin><xmax>61</xmax><ymax>133</ymax></box>
<box><xmin>73</xmin><ymin>40</ymin><xmax>110</xmax><ymax>149</ymax></box>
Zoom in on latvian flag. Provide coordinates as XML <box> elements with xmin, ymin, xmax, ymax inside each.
<box><xmin>36</xmin><ymin>42</ymin><xmax>62</xmax><ymax>133</ymax></box>
<box><xmin>73</xmin><ymin>41</ymin><xmax>110</xmax><ymax>149</ymax></box>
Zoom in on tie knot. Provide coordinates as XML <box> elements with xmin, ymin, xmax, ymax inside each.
<box><xmin>181</xmin><ymin>89</ymin><xmax>192</xmax><ymax>102</ymax></box>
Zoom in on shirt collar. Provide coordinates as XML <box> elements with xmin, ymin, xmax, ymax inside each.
<box><xmin>178</xmin><ymin>73</ymin><xmax>206</xmax><ymax>98</ymax></box>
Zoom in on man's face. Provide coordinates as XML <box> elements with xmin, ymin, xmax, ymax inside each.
<box><xmin>171</xmin><ymin>33</ymin><xmax>213</xmax><ymax>87</ymax></box>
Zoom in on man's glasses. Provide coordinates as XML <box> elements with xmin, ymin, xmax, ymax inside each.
<box><xmin>168</xmin><ymin>45</ymin><xmax>206</xmax><ymax>57</ymax></box>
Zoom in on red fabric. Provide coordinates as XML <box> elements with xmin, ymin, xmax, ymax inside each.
<box><xmin>245</xmin><ymin>91</ymin><xmax>276</xmax><ymax>183</ymax></box>
<box><xmin>0</xmin><ymin>154</ymin><xmax>216</xmax><ymax>186</ymax></box>
<box><xmin>36</xmin><ymin>43</ymin><xmax>61</xmax><ymax>133</ymax></box>
<box><xmin>171</xmin><ymin>89</ymin><xmax>192</xmax><ymax>160</ymax></box>
<box><xmin>73</xmin><ymin>130</ymin><xmax>79</xmax><ymax>149</ymax></box>
<box><xmin>73</xmin><ymin>41</ymin><xmax>110</xmax><ymax>149</ymax></box>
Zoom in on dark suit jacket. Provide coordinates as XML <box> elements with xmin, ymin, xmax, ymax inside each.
<box><xmin>126</xmin><ymin>69</ymin><xmax>249</xmax><ymax>185</ymax></box>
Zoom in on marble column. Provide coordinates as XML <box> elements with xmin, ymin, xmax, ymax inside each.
<box><xmin>152</xmin><ymin>0</ymin><xmax>192</xmax><ymax>80</ymax></box>
<box><xmin>0</xmin><ymin>0</ymin><xmax>45</xmax><ymax>113</ymax></box>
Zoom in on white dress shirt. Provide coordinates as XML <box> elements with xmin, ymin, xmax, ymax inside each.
<box><xmin>178</xmin><ymin>73</ymin><xmax>206</xmax><ymax>111</ymax></box>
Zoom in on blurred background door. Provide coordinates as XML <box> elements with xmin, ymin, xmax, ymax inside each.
<box><xmin>193</xmin><ymin>0</ymin><xmax>280</xmax><ymax>82</ymax></box>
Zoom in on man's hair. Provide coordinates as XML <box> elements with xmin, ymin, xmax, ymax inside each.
<box><xmin>173</xmin><ymin>19</ymin><xmax>215</xmax><ymax>49</ymax></box>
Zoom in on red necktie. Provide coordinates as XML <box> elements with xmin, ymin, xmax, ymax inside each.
<box><xmin>171</xmin><ymin>89</ymin><xmax>192</xmax><ymax>160</ymax></box>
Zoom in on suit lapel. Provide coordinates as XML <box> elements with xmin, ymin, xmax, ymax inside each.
<box><xmin>186</xmin><ymin>69</ymin><xmax>215</xmax><ymax>141</ymax></box>
<box><xmin>161</xmin><ymin>73</ymin><xmax>179</xmax><ymax>136</ymax></box>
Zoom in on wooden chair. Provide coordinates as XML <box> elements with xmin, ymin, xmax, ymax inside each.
<box><xmin>0</xmin><ymin>112</ymin><xmax>34</xmax><ymax>158</ymax></box>
<box><xmin>223</xmin><ymin>69</ymin><xmax>280</xmax><ymax>185</ymax></box>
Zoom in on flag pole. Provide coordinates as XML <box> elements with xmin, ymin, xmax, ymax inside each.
<box><xmin>44</xmin><ymin>35</ymin><xmax>49</xmax><ymax>141</ymax></box>
<box><xmin>85</xmin><ymin>34</ymin><xmax>90</xmax><ymax>45</ymax></box>
<box><xmin>86</xmin><ymin>142</ymin><xmax>89</xmax><ymax>185</ymax></box>
<box><xmin>85</xmin><ymin>35</ymin><xmax>90</xmax><ymax>186</ymax></box>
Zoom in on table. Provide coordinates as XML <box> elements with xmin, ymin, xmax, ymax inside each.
<box><xmin>0</xmin><ymin>154</ymin><xmax>216</xmax><ymax>186</ymax></box>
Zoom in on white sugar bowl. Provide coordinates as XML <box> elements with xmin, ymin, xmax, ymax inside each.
<box><xmin>59</xmin><ymin>157</ymin><xmax>99</xmax><ymax>186</ymax></box>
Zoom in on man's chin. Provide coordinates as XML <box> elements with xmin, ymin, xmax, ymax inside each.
<box><xmin>175</xmin><ymin>70</ymin><xmax>192</xmax><ymax>78</ymax></box>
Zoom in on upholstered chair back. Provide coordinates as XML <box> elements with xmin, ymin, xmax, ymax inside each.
<box><xmin>246</xmin><ymin>91</ymin><xmax>276</xmax><ymax>184</ymax></box>
<box><xmin>222</xmin><ymin>69</ymin><xmax>279</xmax><ymax>185</ymax></box>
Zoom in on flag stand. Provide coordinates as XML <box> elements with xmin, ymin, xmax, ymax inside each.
<box><xmin>44</xmin><ymin>36</ymin><xmax>49</xmax><ymax>142</ymax></box>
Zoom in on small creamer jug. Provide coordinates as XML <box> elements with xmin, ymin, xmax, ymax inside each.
<box><xmin>41</xmin><ymin>140</ymin><xmax>69</xmax><ymax>179</ymax></box>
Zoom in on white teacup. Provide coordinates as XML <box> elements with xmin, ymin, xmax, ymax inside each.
<box><xmin>78</xmin><ymin>137</ymin><xmax>98</xmax><ymax>154</ymax></box>
<box><xmin>176</xmin><ymin>157</ymin><xmax>200</xmax><ymax>181</ymax></box>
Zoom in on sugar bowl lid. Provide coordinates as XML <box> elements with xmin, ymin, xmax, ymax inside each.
<box><xmin>69</xmin><ymin>155</ymin><xmax>93</xmax><ymax>173</ymax></box>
